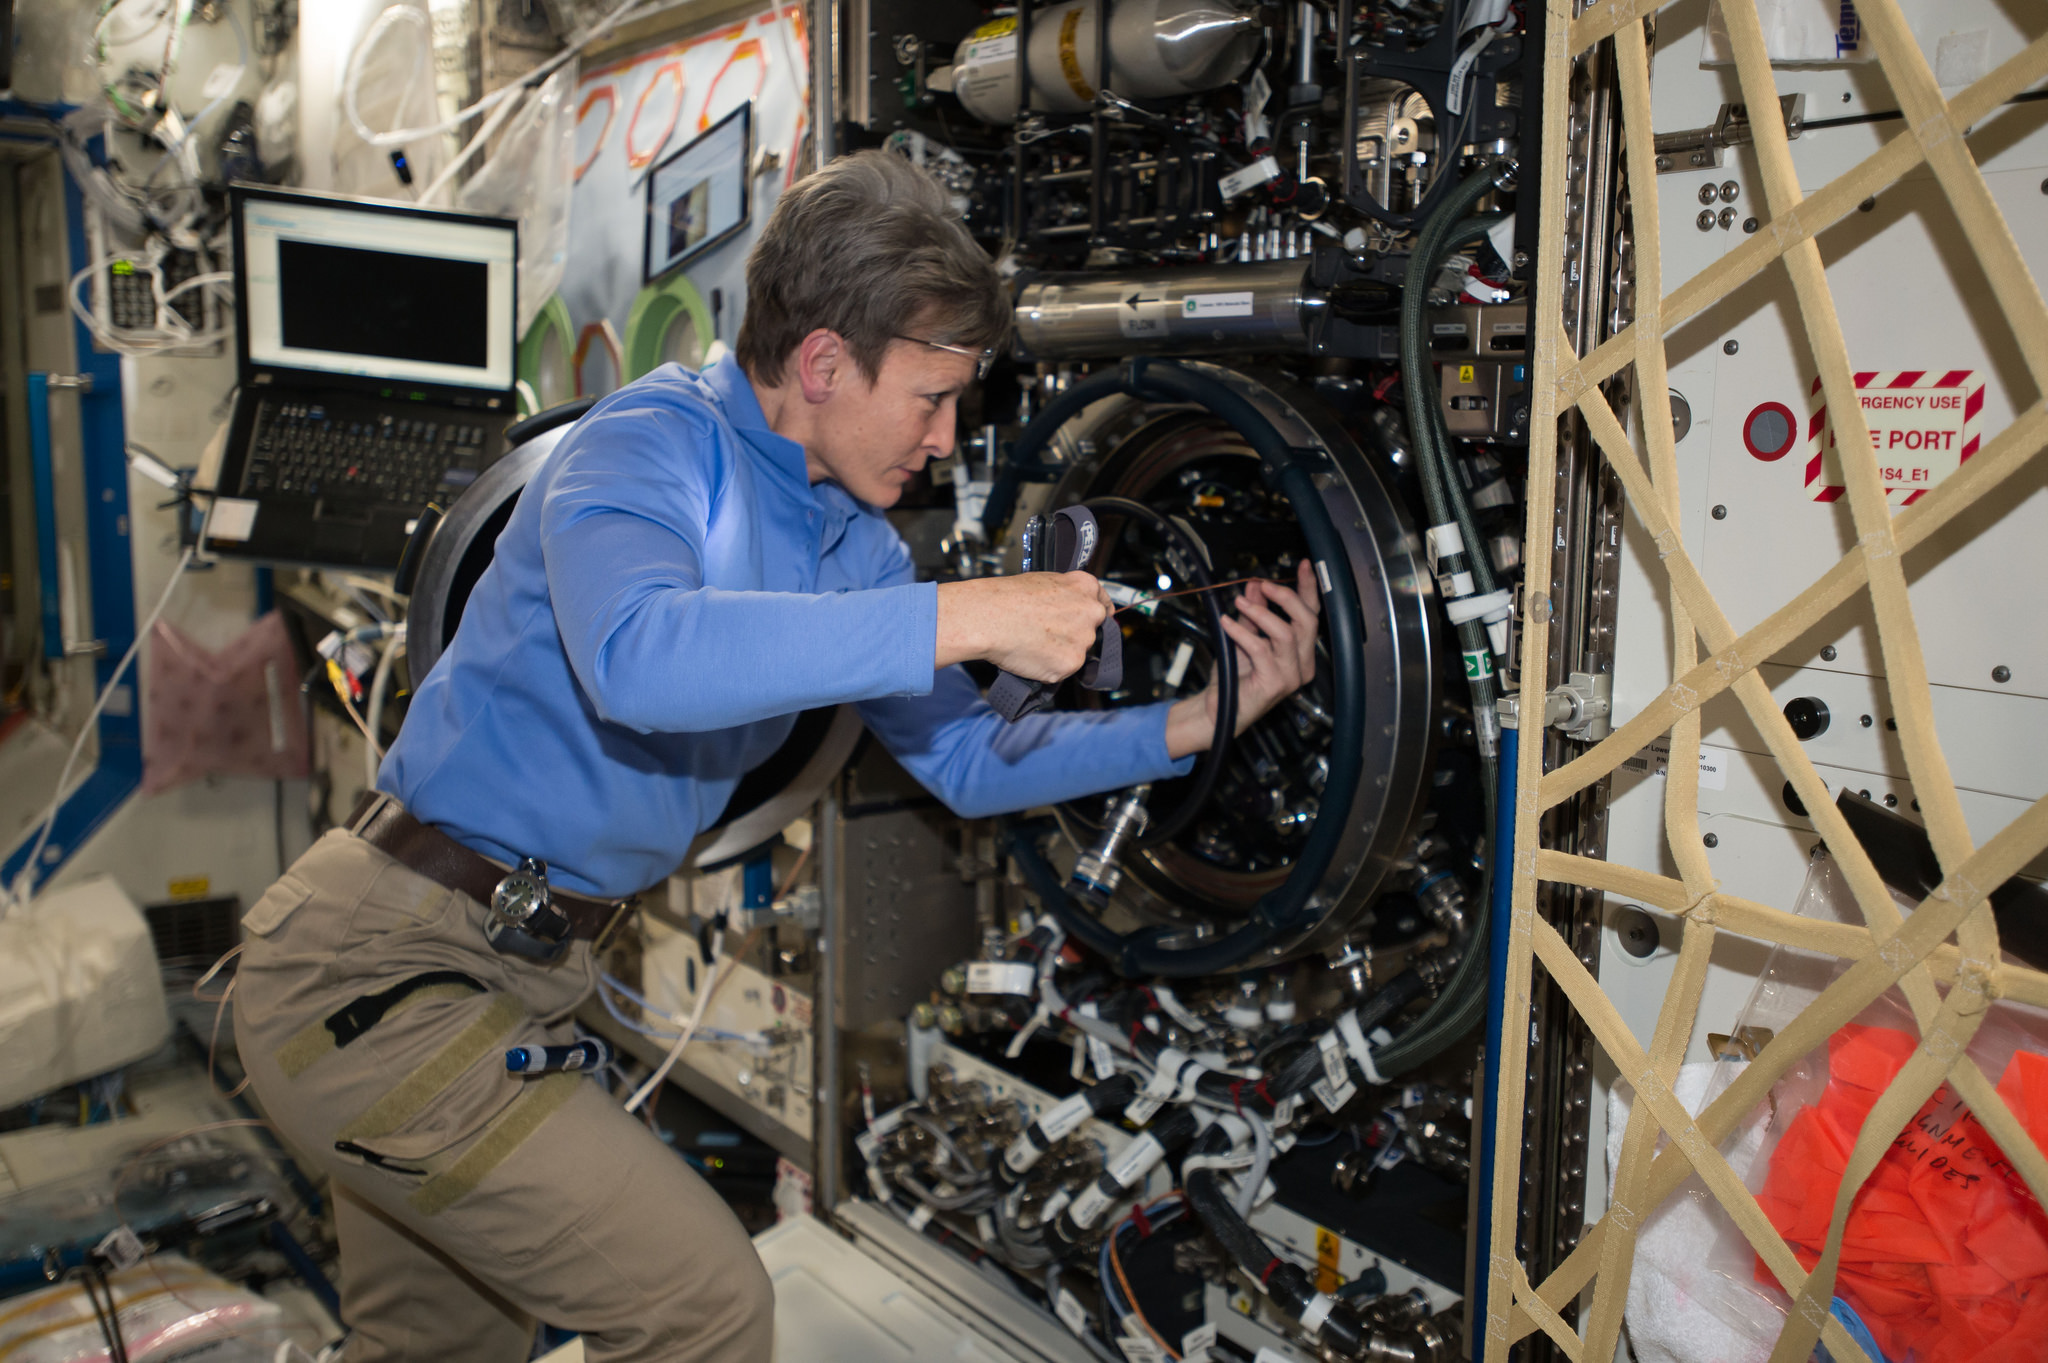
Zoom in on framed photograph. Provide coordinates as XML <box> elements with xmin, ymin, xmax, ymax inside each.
<box><xmin>643</xmin><ymin>103</ymin><xmax>752</xmax><ymax>284</ymax></box>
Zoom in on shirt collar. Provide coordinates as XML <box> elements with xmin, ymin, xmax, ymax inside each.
<box><xmin>700</xmin><ymin>354</ymin><xmax>873</xmax><ymax>550</ymax></box>
<box><xmin>702</xmin><ymin>353</ymin><xmax>812</xmax><ymax>489</ymax></box>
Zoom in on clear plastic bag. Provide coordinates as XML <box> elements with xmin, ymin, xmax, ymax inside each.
<box><xmin>0</xmin><ymin>1255</ymin><xmax>285</xmax><ymax>1362</ymax></box>
<box><xmin>1612</xmin><ymin>853</ymin><xmax>2048</xmax><ymax>1363</ymax></box>
<box><xmin>458</xmin><ymin>61</ymin><xmax>579</xmax><ymax>338</ymax></box>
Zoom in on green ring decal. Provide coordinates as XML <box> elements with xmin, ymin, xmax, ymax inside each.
<box><xmin>623</xmin><ymin>272</ymin><xmax>715</xmax><ymax>379</ymax></box>
<box><xmin>517</xmin><ymin>294</ymin><xmax>577</xmax><ymax>411</ymax></box>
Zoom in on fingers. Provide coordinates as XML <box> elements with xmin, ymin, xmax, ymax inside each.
<box><xmin>1060</xmin><ymin>570</ymin><xmax>1112</xmax><ymax>624</ymax></box>
<box><xmin>1218</xmin><ymin>613</ymin><xmax>1278</xmax><ymax>679</ymax></box>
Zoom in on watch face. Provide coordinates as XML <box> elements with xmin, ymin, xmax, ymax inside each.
<box><xmin>492</xmin><ymin>874</ymin><xmax>545</xmax><ymax>924</ymax></box>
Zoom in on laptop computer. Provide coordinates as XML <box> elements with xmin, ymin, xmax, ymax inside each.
<box><xmin>204</xmin><ymin>185</ymin><xmax>520</xmax><ymax>569</ymax></box>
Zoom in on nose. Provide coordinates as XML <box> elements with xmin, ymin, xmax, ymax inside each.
<box><xmin>923</xmin><ymin>404</ymin><xmax>957</xmax><ymax>461</ymax></box>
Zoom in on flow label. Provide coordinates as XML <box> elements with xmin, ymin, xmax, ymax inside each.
<box><xmin>1117</xmin><ymin>287</ymin><xmax>1170</xmax><ymax>338</ymax></box>
<box><xmin>1803</xmin><ymin>369</ymin><xmax>1982</xmax><ymax>506</ymax></box>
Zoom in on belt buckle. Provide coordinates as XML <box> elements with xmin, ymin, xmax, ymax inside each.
<box><xmin>485</xmin><ymin>857</ymin><xmax>573</xmax><ymax>963</ymax></box>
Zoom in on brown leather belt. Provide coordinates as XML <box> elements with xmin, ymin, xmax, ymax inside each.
<box><xmin>346</xmin><ymin>792</ymin><xmax>631</xmax><ymax>945</ymax></box>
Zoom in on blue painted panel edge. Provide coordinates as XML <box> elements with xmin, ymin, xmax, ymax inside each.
<box><xmin>1</xmin><ymin>127</ymin><xmax>141</xmax><ymax>896</ymax></box>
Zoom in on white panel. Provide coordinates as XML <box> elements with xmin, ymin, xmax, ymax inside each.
<box><xmin>535</xmin><ymin>1214</ymin><xmax>1030</xmax><ymax>1363</ymax></box>
<box><xmin>1606</xmin><ymin>0</ymin><xmax>2048</xmax><ymax>1045</ymax></box>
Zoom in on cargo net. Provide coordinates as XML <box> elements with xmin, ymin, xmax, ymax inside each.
<box><xmin>1491</xmin><ymin>4</ymin><xmax>2048</xmax><ymax>1363</ymax></box>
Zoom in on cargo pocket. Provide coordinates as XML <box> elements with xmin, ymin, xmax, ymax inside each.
<box><xmin>329</xmin><ymin>991</ymin><xmax>581</xmax><ymax>1217</ymax></box>
<box><xmin>335</xmin><ymin>1051</ymin><xmax>524</xmax><ymax>1182</ymax></box>
<box><xmin>338</xmin><ymin>1065</ymin><xmax>583</xmax><ymax>1220</ymax></box>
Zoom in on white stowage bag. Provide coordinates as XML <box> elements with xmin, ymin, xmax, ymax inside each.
<box><xmin>0</xmin><ymin>876</ymin><xmax>171</xmax><ymax>1110</ymax></box>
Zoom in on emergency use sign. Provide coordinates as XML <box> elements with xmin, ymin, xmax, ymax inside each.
<box><xmin>1805</xmin><ymin>370</ymin><xmax>1982</xmax><ymax>506</ymax></box>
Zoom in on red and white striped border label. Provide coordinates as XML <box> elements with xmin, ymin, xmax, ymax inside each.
<box><xmin>1805</xmin><ymin>370</ymin><xmax>1982</xmax><ymax>507</ymax></box>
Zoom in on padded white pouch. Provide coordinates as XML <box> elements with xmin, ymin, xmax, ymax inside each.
<box><xmin>0</xmin><ymin>875</ymin><xmax>171</xmax><ymax>1109</ymax></box>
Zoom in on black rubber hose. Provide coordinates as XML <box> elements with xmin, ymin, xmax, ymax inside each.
<box><xmin>996</xmin><ymin>358</ymin><xmax>1371</xmax><ymax>978</ymax></box>
<box><xmin>979</xmin><ymin>367</ymin><xmax>1133</xmax><ymax>540</ymax></box>
<box><xmin>1182</xmin><ymin>1127</ymin><xmax>1367</xmax><ymax>1356</ymax></box>
<box><xmin>1114</xmin><ymin>359</ymin><xmax>1369</xmax><ymax>973</ymax></box>
<box><xmin>1067</xmin><ymin>494</ymin><xmax>1234</xmax><ymax>848</ymax></box>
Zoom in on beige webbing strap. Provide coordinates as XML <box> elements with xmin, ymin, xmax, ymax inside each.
<box><xmin>336</xmin><ymin>993</ymin><xmax>527</xmax><ymax>1145</ymax></box>
<box><xmin>277</xmin><ymin>982</ymin><xmax>485</xmax><ymax>1080</ymax></box>
<box><xmin>1489</xmin><ymin>3</ymin><xmax>2048</xmax><ymax>1359</ymax></box>
<box><xmin>409</xmin><ymin>1071</ymin><xmax>581</xmax><ymax>1217</ymax></box>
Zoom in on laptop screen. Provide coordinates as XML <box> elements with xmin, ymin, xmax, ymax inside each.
<box><xmin>240</xmin><ymin>194</ymin><xmax>516</xmax><ymax>392</ymax></box>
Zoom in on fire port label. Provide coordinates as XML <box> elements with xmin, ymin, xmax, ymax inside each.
<box><xmin>1805</xmin><ymin>370</ymin><xmax>1982</xmax><ymax>506</ymax></box>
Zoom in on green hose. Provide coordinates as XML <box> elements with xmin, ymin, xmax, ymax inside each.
<box><xmin>1375</xmin><ymin>159</ymin><xmax>1517</xmax><ymax>1075</ymax></box>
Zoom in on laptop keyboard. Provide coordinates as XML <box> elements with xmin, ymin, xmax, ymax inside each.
<box><xmin>243</xmin><ymin>400</ymin><xmax>492</xmax><ymax>506</ymax></box>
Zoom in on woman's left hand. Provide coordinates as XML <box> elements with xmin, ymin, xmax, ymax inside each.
<box><xmin>1164</xmin><ymin>558</ymin><xmax>1322</xmax><ymax>758</ymax></box>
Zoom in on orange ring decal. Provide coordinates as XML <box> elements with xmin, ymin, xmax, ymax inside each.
<box><xmin>572</xmin><ymin>320</ymin><xmax>623</xmax><ymax>397</ymax></box>
<box><xmin>786</xmin><ymin>107</ymin><xmax>806</xmax><ymax>188</ymax></box>
<box><xmin>625</xmin><ymin>62</ymin><xmax>686</xmax><ymax>170</ymax></box>
<box><xmin>699</xmin><ymin>38</ymin><xmax>768</xmax><ymax>133</ymax></box>
<box><xmin>573</xmin><ymin>85</ymin><xmax>617</xmax><ymax>182</ymax></box>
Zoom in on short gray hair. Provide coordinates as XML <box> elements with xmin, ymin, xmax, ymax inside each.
<box><xmin>737</xmin><ymin>149</ymin><xmax>1007</xmax><ymax>386</ymax></box>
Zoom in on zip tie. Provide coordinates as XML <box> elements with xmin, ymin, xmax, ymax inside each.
<box><xmin>1444</xmin><ymin>588</ymin><xmax>1514</xmax><ymax>626</ymax></box>
<box><xmin>1338</xmin><ymin>1011</ymin><xmax>1386</xmax><ymax>1086</ymax></box>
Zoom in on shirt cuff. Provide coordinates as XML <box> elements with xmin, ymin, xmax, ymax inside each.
<box><xmin>886</xmin><ymin>580</ymin><xmax>941</xmax><ymax>696</ymax></box>
<box><xmin>1144</xmin><ymin>701</ymin><xmax>1198</xmax><ymax>781</ymax></box>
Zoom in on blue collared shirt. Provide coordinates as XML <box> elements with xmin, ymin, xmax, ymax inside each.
<box><xmin>380</xmin><ymin>354</ymin><xmax>1192</xmax><ymax>898</ymax></box>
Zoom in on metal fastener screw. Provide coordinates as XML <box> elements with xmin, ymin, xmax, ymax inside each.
<box><xmin>1743</xmin><ymin>217</ymin><xmax>1760</xmax><ymax>233</ymax></box>
<box><xmin>1718</xmin><ymin>206</ymin><xmax>1738</xmax><ymax>229</ymax></box>
<box><xmin>1993</xmin><ymin>664</ymin><xmax>2012</xmax><ymax>683</ymax></box>
<box><xmin>1821</xmin><ymin>644</ymin><xmax>1837</xmax><ymax>661</ymax></box>
<box><xmin>1697</xmin><ymin>209</ymin><xmax>1717</xmax><ymax>231</ymax></box>
<box><xmin>1724</xmin><ymin>339</ymin><xmax>1740</xmax><ymax>355</ymax></box>
<box><xmin>1711</xmin><ymin>504</ymin><xmax>1728</xmax><ymax>519</ymax></box>
<box><xmin>1842</xmin><ymin>92</ymin><xmax>1852</xmax><ymax>103</ymax></box>
<box><xmin>1860</xmin><ymin>714</ymin><xmax>1873</xmax><ymax>727</ymax></box>
<box><xmin>1702</xmin><ymin>833</ymin><xmax>1719</xmax><ymax>848</ymax></box>
<box><xmin>1719</xmin><ymin>180</ymin><xmax>1739</xmax><ymax>203</ymax></box>
<box><xmin>1859</xmin><ymin>196</ymin><xmax>1877</xmax><ymax>212</ymax></box>
<box><xmin>1698</xmin><ymin>184</ymin><xmax>1718</xmax><ymax>206</ymax></box>
<box><xmin>1884</xmin><ymin>794</ymin><xmax>1898</xmax><ymax>807</ymax></box>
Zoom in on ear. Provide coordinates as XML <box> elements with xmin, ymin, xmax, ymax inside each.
<box><xmin>794</xmin><ymin>329</ymin><xmax>844</xmax><ymax>405</ymax></box>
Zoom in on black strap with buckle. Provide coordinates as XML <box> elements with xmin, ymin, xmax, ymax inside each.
<box><xmin>986</xmin><ymin>506</ymin><xmax>1123</xmax><ymax>723</ymax></box>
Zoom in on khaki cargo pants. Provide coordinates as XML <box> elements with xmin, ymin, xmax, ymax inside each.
<box><xmin>233</xmin><ymin>829</ymin><xmax>774</xmax><ymax>1362</ymax></box>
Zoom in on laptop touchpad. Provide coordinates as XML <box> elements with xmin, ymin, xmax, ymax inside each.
<box><xmin>313</xmin><ymin>519</ymin><xmax>367</xmax><ymax>554</ymax></box>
